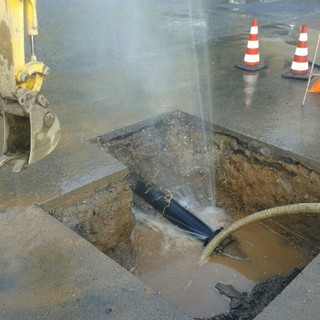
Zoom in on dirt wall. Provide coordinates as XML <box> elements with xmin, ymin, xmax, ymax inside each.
<box><xmin>99</xmin><ymin>111</ymin><xmax>320</xmax><ymax>258</ymax></box>
<box><xmin>46</xmin><ymin>177</ymin><xmax>136</xmax><ymax>269</ymax></box>
<box><xmin>214</xmin><ymin>132</ymin><xmax>320</xmax><ymax>257</ymax></box>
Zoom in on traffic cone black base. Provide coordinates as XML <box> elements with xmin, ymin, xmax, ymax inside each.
<box><xmin>281</xmin><ymin>71</ymin><xmax>311</xmax><ymax>80</ymax></box>
<box><xmin>236</xmin><ymin>62</ymin><xmax>266</xmax><ymax>72</ymax></box>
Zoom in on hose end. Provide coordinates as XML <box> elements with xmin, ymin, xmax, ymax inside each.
<box><xmin>203</xmin><ymin>227</ymin><xmax>224</xmax><ymax>247</ymax></box>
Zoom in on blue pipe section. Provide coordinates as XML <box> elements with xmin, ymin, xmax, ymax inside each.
<box><xmin>131</xmin><ymin>178</ymin><xmax>222</xmax><ymax>245</ymax></box>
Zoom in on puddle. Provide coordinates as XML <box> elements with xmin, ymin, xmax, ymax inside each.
<box><xmin>132</xmin><ymin>210</ymin><xmax>245</xmax><ymax>318</ymax></box>
<box><xmin>45</xmin><ymin>110</ymin><xmax>320</xmax><ymax>319</ymax></box>
<box><xmin>131</xmin><ymin>206</ymin><xmax>307</xmax><ymax>318</ymax></box>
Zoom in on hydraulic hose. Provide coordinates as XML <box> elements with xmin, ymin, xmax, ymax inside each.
<box><xmin>199</xmin><ymin>203</ymin><xmax>320</xmax><ymax>266</ymax></box>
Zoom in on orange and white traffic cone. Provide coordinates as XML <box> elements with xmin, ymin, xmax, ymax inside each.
<box><xmin>282</xmin><ymin>24</ymin><xmax>310</xmax><ymax>80</ymax></box>
<box><xmin>236</xmin><ymin>18</ymin><xmax>266</xmax><ymax>71</ymax></box>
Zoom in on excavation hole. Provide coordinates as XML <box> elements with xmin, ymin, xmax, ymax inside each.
<box><xmin>47</xmin><ymin>110</ymin><xmax>320</xmax><ymax>319</ymax></box>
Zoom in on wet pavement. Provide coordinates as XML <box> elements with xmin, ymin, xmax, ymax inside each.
<box><xmin>3</xmin><ymin>0</ymin><xmax>320</xmax><ymax>203</ymax></box>
<box><xmin>1</xmin><ymin>0</ymin><xmax>320</xmax><ymax>318</ymax></box>
<box><xmin>0</xmin><ymin>206</ymin><xmax>191</xmax><ymax>320</ymax></box>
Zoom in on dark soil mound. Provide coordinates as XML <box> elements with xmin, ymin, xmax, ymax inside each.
<box><xmin>197</xmin><ymin>268</ymin><xmax>301</xmax><ymax>320</ymax></box>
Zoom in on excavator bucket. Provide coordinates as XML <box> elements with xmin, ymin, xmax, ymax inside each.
<box><xmin>0</xmin><ymin>0</ymin><xmax>60</xmax><ymax>172</ymax></box>
<box><xmin>1</xmin><ymin>99</ymin><xmax>60</xmax><ymax>172</ymax></box>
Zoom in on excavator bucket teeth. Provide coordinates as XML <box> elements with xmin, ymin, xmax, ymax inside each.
<box><xmin>1</xmin><ymin>103</ymin><xmax>60</xmax><ymax>172</ymax></box>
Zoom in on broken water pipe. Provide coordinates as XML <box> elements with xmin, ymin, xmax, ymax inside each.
<box><xmin>131</xmin><ymin>176</ymin><xmax>222</xmax><ymax>245</ymax></box>
<box><xmin>130</xmin><ymin>176</ymin><xmax>320</xmax><ymax>269</ymax></box>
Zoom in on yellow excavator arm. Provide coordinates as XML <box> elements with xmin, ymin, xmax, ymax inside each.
<box><xmin>0</xmin><ymin>0</ymin><xmax>60</xmax><ymax>172</ymax></box>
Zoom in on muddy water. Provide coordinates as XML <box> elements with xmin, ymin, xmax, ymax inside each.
<box><xmin>131</xmin><ymin>207</ymin><xmax>308</xmax><ymax>318</ymax></box>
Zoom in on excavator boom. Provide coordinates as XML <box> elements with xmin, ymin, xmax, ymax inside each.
<box><xmin>0</xmin><ymin>0</ymin><xmax>60</xmax><ymax>172</ymax></box>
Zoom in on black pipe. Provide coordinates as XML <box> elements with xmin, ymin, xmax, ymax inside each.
<box><xmin>131</xmin><ymin>178</ymin><xmax>222</xmax><ymax>245</ymax></box>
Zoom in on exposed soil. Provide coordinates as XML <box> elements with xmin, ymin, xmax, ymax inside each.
<box><xmin>94</xmin><ymin>110</ymin><xmax>320</xmax><ymax>318</ymax></box>
<box><xmin>200</xmin><ymin>268</ymin><xmax>301</xmax><ymax>320</ymax></box>
<box><xmin>46</xmin><ymin>176</ymin><xmax>136</xmax><ymax>270</ymax></box>
<box><xmin>97</xmin><ymin>110</ymin><xmax>320</xmax><ymax>257</ymax></box>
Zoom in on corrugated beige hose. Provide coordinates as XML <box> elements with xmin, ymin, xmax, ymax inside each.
<box><xmin>199</xmin><ymin>203</ymin><xmax>320</xmax><ymax>266</ymax></box>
